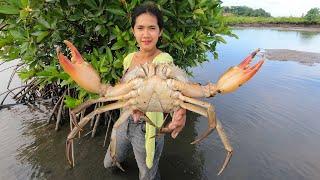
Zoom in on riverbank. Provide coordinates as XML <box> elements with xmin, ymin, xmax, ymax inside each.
<box><xmin>264</xmin><ymin>49</ymin><xmax>320</xmax><ymax>65</ymax></box>
<box><xmin>232</xmin><ymin>24</ymin><xmax>320</xmax><ymax>32</ymax></box>
<box><xmin>225</xmin><ymin>16</ymin><xmax>320</xmax><ymax>32</ymax></box>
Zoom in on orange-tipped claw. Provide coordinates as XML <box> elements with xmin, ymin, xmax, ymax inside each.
<box><xmin>216</xmin><ymin>49</ymin><xmax>264</xmax><ymax>94</ymax></box>
<box><xmin>56</xmin><ymin>40</ymin><xmax>102</xmax><ymax>94</ymax></box>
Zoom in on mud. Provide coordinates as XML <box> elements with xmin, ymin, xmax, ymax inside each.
<box><xmin>264</xmin><ymin>49</ymin><xmax>320</xmax><ymax>65</ymax></box>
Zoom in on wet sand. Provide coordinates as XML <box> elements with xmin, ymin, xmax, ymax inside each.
<box><xmin>264</xmin><ymin>49</ymin><xmax>320</xmax><ymax>65</ymax></box>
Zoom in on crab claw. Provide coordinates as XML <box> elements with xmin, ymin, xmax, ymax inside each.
<box><xmin>56</xmin><ymin>40</ymin><xmax>102</xmax><ymax>94</ymax></box>
<box><xmin>216</xmin><ymin>49</ymin><xmax>264</xmax><ymax>94</ymax></box>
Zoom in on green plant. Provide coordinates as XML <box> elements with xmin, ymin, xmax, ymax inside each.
<box><xmin>0</xmin><ymin>0</ymin><xmax>234</xmax><ymax>110</ymax></box>
<box><xmin>304</xmin><ymin>8</ymin><xmax>320</xmax><ymax>23</ymax></box>
<box><xmin>223</xmin><ymin>6</ymin><xmax>271</xmax><ymax>17</ymax></box>
<box><xmin>224</xmin><ymin>15</ymin><xmax>311</xmax><ymax>25</ymax></box>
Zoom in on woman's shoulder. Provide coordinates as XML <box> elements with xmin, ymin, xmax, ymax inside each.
<box><xmin>153</xmin><ymin>52</ymin><xmax>173</xmax><ymax>63</ymax></box>
<box><xmin>123</xmin><ymin>52</ymin><xmax>136</xmax><ymax>64</ymax></box>
<box><xmin>123</xmin><ymin>52</ymin><xmax>136</xmax><ymax>71</ymax></box>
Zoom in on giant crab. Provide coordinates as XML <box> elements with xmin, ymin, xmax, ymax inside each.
<box><xmin>56</xmin><ymin>40</ymin><xmax>264</xmax><ymax>175</ymax></box>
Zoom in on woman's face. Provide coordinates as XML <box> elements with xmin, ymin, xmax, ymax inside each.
<box><xmin>132</xmin><ymin>13</ymin><xmax>162</xmax><ymax>52</ymax></box>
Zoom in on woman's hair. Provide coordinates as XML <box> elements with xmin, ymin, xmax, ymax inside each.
<box><xmin>131</xmin><ymin>1</ymin><xmax>164</xmax><ymax>30</ymax></box>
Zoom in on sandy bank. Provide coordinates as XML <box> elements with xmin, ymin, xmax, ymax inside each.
<box><xmin>264</xmin><ymin>49</ymin><xmax>320</xmax><ymax>65</ymax></box>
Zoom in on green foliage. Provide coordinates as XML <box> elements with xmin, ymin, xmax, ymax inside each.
<box><xmin>0</xmin><ymin>0</ymin><xmax>233</xmax><ymax>107</ymax></box>
<box><xmin>304</xmin><ymin>8</ymin><xmax>320</xmax><ymax>23</ymax></box>
<box><xmin>224</xmin><ymin>16</ymin><xmax>311</xmax><ymax>25</ymax></box>
<box><xmin>223</xmin><ymin>6</ymin><xmax>271</xmax><ymax>17</ymax></box>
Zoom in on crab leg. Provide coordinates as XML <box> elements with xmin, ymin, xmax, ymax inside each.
<box><xmin>72</xmin><ymin>91</ymin><xmax>137</xmax><ymax>114</ymax></box>
<box><xmin>179</xmin><ymin>101</ymin><xmax>233</xmax><ymax>175</ymax></box>
<box><xmin>216</xmin><ymin>119</ymin><xmax>233</xmax><ymax>176</ymax></box>
<box><xmin>70</xmin><ymin>91</ymin><xmax>136</xmax><ymax>131</ymax></box>
<box><xmin>70</xmin><ymin>91</ymin><xmax>139</xmax><ymax>131</ymax></box>
<box><xmin>103</xmin><ymin>79</ymin><xmax>143</xmax><ymax>97</ymax></box>
<box><xmin>168</xmin><ymin>49</ymin><xmax>264</xmax><ymax>97</ymax></box>
<box><xmin>178</xmin><ymin>94</ymin><xmax>216</xmax><ymax>144</ymax></box>
<box><xmin>66</xmin><ymin>101</ymin><xmax>128</xmax><ymax>167</ymax></box>
<box><xmin>109</xmin><ymin>109</ymin><xmax>133</xmax><ymax>171</ymax></box>
<box><xmin>167</xmin><ymin>80</ymin><xmax>216</xmax><ymax>98</ymax></box>
<box><xmin>108</xmin><ymin>109</ymin><xmax>159</xmax><ymax>171</ymax></box>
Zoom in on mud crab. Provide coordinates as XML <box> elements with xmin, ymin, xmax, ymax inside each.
<box><xmin>56</xmin><ymin>40</ymin><xmax>264</xmax><ymax>175</ymax></box>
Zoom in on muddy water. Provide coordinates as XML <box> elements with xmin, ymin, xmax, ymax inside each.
<box><xmin>1</xmin><ymin>28</ymin><xmax>320</xmax><ymax>180</ymax></box>
<box><xmin>0</xmin><ymin>102</ymin><xmax>203</xmax><ymax>180</ymax></box>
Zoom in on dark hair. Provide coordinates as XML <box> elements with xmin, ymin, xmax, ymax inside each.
<box><xmin>131</xmin><ymin>2</ymin><xmax>164</xmax><ymax>30</ymax></box>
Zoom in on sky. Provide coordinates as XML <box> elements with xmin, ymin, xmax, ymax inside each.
<box><xmin>222</xmin><ymin>0</ymin><xmax>320</xmax><ymax>17</ymax></box>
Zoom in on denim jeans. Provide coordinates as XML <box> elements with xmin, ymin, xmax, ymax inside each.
<box><xmin>104</xmin><ymin>116</ymin><xmax>164</xmax><ymax>180</ymax></box>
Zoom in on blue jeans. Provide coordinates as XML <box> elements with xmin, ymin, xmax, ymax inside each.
<box><xmin>104</xmin><ymin>116</ymin><xmax>164</xmax><ymax>180</ymax></box>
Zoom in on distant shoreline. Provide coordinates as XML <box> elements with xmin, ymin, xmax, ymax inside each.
<box><xmin>231</xmin><ymin>23</ymin><xmax>320</xmax><ymax>32</ymax></box>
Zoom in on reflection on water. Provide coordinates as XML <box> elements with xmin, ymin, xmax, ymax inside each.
<box><xmin>232</xmin><ymin>28</ymin><xmax>320</xmax><ymax>53</ymax></box>
<box><xmin>1</xmin><ymin>28</ymin><xmax>320</xmax><ymax>180</ymax></box>
<box><xmin>0</xmin><ymin>102</ymin><xmax>205</xmax><ymax>180</ymax></box>
<box><xmin>298</xmin><ymin>31</ymin><xmax>320</xmax><ymax>40</ymax></box>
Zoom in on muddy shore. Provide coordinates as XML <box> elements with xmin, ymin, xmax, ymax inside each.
<box><xmin>264</xmin><ymin>49</ymin><xmax>320</xmax><ymax>65</ymax></box>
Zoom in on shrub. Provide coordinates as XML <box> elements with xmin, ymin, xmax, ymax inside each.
<box><xmin>304</xmin><ymin>8</ymin><xmax>320</xmax><ymax>23</ymax></box>
<box><xmin>0</xmin><ymin>0</ymin><xmax>233</xmax><ymax>107</ymax></box>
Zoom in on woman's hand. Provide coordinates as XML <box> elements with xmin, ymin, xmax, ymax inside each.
<box><xmin>132</xmin><ymin>108</ymin><xmax>186</xmax><ymax>139</ymax></box>
<box><xmin>132</xmin><ymin>109</ymin><xmax>144</xmax><ymax>123</ymax></box>
<box><xmin>167</xmin><ymin>108</ymin><xmax>186</xmax><ymax>138</ymax></box>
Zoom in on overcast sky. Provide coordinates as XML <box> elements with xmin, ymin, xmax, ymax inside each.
<box><xmin>222</xmin><ymin>0</ymin><xmax>320</xmax><ymax>17</ymax></box>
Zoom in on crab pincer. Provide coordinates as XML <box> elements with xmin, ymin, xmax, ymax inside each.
<box><xmin>216</xmin><ymin>49</ymin><xmax>264</xmax><ymax>94</ymax></box>
<box><xmin>56</xmin><ymin>40</ymin><xmax>103</xmax><ymax>94</ymax></box>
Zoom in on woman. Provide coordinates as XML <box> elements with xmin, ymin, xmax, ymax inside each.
<box><xmin>104</xmin><ymin>2</ymin><xmax>186</xmax><ymax>180</ymax></box>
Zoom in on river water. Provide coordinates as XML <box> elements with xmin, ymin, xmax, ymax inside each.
<box><xmin>0</xmin><ymin>28</ymin><xmax>320</xmax><ymax>180</ymax></box>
